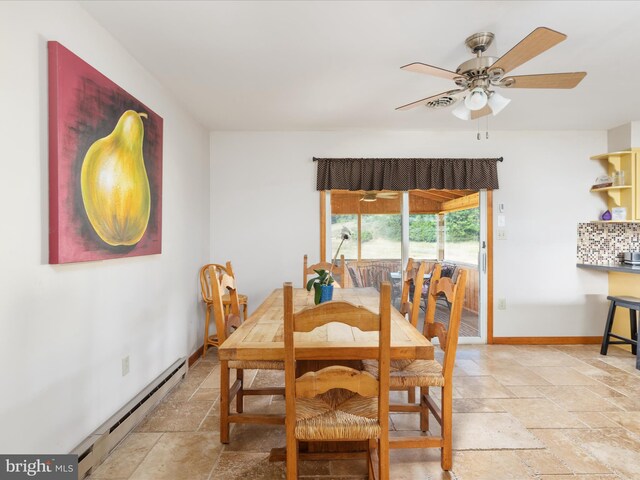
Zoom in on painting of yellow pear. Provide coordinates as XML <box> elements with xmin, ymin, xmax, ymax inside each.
<box><xmin>81</xmin><ymin>111</ymin><xmax>151</xmax><ymax>246</ymax></box>
<box><xmin>48</xmin><ymin>42</ymin><xmax>163</xmax><ymax>264</ymax></box>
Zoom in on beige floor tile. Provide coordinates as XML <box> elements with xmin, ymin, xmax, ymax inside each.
<box><xmin>531</xmin><ymin>429</ymin><xmax>612</xmax><ymax>474</ymax></box>
<box><xmin>92</xmin><ymin>345</ymin><xmax>640</xmax><ymax>480</ymax></box>
<box><xmin>166</xmin><ymin>376</ymin><xmax>209</xmax><ymax>402</ymax></box>
<box><xmin>498</xmin><ymin>398</ymin><xmax>586</xmax><ymax>428</ymax></box>
<box><xmin>514</xmin><ymin>348</ymin><xmax>586</xmax><ymax>368</ymax></box>
<box><xmin>89</xmin><ymin>433</ymin><xmax>162</xmax><ymax>479</ymax></box>
<box><xmin>505</xmin><ymin>386</ymin><xmax>544</xmax><ymax>398</ymax></box>
<box><xmin>514</xmin><ymin>449</ymin><xmax>572</xmax><ymax>475</ymax></box>
<box><xmin>330</xmin><ymin>458</ymin><xmax>368</xmax><ymax>476</ymax></box>
<box><xmin>210</xmin><ymin>452</ymin><xmax>330</xmax><ymax>479</ymax></box>
<box><xmin>488</xmin><ymin>365</ymin><xmax>552</xmax><ymax>386</ymax></box>
<box><xmin>534</xmin><ymin>367</ymin><xmax>599</xmax><ymax>385</ymax></box>
<box><xmin>129</xmin><ymin>432</ymin><xmax>222</xmax><ymax>480</ymax></box>
<box><xmin>605</xmin><ymin>395</ymin><xmax>640</xmax><ymax>411</ymax></box>
<box><xmin>538</xmin><ymin>476</ymin><xmax>620</xmax><ymax>479</ymax></box>
<box><xmin>601</xmin><ymin>411</ymin><xmax>640</xmax><ymax>436</ymax></box>
<box><xmin>190</xmin><ymin>388</ymin><xmax>220</xmax><ymax>402</ymax></box>
<box><xmin>222</xmin><ymin>424</ymin><xmax>286</xmax><ymax>453</ymax></box>
<box><xmin>537</xmin><ymin>385</ymin><xmax>622</xmax><ymax>412</ymax></box>
<box><xmin>135</xmin><ymin>401</ymin><xmax>212</xmax><ymax>432</ymax></box>
<box><xmin>388</xmin><ymin>448</ymin><xmax>456</xmax><ymax>480</ymax></box>
<box><xmin>453</xmin><ymin>413</ymin><xmax>543</xmax><ymax>450</ymax></box>
<box><xmin>572</xmin><ymin>411</ymin><xmax>622</xmax><ymax>429</ymax></box>
<box><xmin>452</xmin><ymin>359</ymin><xmax>488</xmax><ymax>376</ymax></box>
<box><xmin>453</xmin><ymin>398</ymin><xmax>506</xmax><ymax>413</ymax></box>
<box><xmin>564</xmin><ymin>428</ymin><xmax>640</xmax><ymax>479</ymax></box>
<box><xmin>453</xmin><ymin>450</ymin><xmax>536</xmax><ymax>480</ymax></box>
<box><xmin>586</xmin><ymin>383</ymin><xmax>627</xmax><ymax>398</ymax></box>
<box><xmin>453</xmin><ymin>376</ymin><xmax>516</xmax><ymax>398</ymax></box>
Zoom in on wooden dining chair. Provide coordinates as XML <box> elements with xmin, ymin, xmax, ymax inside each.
<box><xmin>201</xmin><ymin>263</ymin><xmax>284</xmax><ymax>441</ymax></box>
<box><xmin>363</xmin><ymin>264</ymin><xmax>468</xmax><ymax>471</ymax></box>
<box><xmin>399</xmin><ymin>259</ymin><xmax>428</xmax><ymax>328</ymax></box>
<box><xmin>283</xmin><ymin>282</ymin><xmax>390</xmax><ymax>480</ymax></box>
<box><xmin>397</xmin><ymin>259</ymin><xmax>427</xmax><ymax>404</ymax></box>
<box><xmin>200</xmin><ymin>262</ymin><xmax>248</xmax><ymax>353</ymax></box>
<box><xmin>303</xmin><ymin>254</ymin><xmax>346</xmax><ymax>288</ymax></box>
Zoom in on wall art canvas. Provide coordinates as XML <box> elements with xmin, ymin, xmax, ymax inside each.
<box><xmin>48</xmin><ymin>41</ymin><xmax>163</xmax><ymax>264</ymax></box>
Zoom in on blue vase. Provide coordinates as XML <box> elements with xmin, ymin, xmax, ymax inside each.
<box><xmin>316</xmin><ymin>284</ymin><xmax>334</xmax><ymax>304</ymax></box>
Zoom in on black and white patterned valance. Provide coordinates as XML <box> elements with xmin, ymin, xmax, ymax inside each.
<box><xmin>314</xmin><ymin>157</ymin><xmax>502</xmax><ymax>191</ymax></box>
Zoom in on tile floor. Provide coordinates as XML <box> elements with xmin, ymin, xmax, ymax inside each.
<box><xmin>88</xmin><ymin>344</ymin><xmax>640</xmax><ymax>480</ymax></box>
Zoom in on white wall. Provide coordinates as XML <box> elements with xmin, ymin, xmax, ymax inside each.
<box><xmin>211</xmin><ymin>130</ymin><xmax>609</xmax><ymax>338</ymax></box>
<box><xmin>0</xmin><ymin>2</ymin><xmax>210</xmax><ymax>453</ymax></box>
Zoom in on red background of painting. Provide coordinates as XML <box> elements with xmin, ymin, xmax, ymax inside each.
<box><xmin>48</xmin><ymin>42</ymin><xmax>163</xmax><ymax>264</ymax></box>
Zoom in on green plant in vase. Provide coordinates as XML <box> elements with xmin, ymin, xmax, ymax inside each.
<box><xmin>306</xmin><ymin>227</ymin><xmax>351</xmax><ymax>304</ymax></box>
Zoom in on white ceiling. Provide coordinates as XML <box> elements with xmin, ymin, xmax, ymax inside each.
<box><xmin>80</xmin><ymin>1</ymin><xmax>640</xmax><ymax>131</ymax></box>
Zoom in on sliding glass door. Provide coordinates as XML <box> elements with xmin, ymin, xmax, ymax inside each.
<box><xmin>325</xmin><ymin>189</ymin><xmax>488</xmax><ymax>344</ymax></box>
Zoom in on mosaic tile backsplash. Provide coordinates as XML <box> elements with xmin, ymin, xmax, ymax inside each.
<box><xmin>577</xmin><ymin>222</ymin><xmax>640</xmax><ymax>264</ymax></box>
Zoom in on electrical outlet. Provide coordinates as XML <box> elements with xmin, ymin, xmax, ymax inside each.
<box><xmin>496</xmin><ymin>228</ymin><xmax>507</xmax><ymax>240</ymax></box>
<box><xmin>497</xmin><ymin>298</ymin><xmax>507</xmax><ymax>310</ymax></box>
<box><xmin>122</xmin><ymin>356</ymin><xmax>130</xmax><ymax>377</ymax></box>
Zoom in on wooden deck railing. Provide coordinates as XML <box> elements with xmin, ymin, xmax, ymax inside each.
<box><xmin>343</xmin><ymin>259</ymin><xmax>479</xmax><ymax>313</ymax></box>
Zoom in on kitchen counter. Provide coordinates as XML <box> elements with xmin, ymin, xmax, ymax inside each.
<box><xmin>577</xmin><ymin>263</ymin><xmax>640</xmax><ymax>274</ymax></box>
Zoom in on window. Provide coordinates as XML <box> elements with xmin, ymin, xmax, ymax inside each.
<box><xmin>360</xmin><ymin>214</ymin><xmax>401</xmax><ymax>260</ymax></box>
<box><xmin>444</xmin><ymin>207</ymin><xmax>480</xmax><ymax>265</ymax></box>
<box><xmin>408</xmin><ymin>214</ymin><xmax>438</xmax><ymax>260</ymax></box>
<box><xmin>330</xmin><ymin>214</ymin><xmax>357</xmax><ymax>259</ymax></box>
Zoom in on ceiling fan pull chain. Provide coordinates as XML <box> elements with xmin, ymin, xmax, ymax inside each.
<box><xmin>486</xmin><ymin>115</ymin><xmax>489</xmax><ymax>140</ymax></box>
<box><xmin>477</xmin><ymin>119</ymin><xmax>480</xmax><ymax>141</ymax></box>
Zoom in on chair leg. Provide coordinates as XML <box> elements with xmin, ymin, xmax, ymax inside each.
<box><xmin>236</xmin><ymin>368</ymin><xmax>244</xmax><ymax>413</ymax></box>
<box><xmin>379</xmin><ymin>435</ymin><xmax>389</xmax><ymax>480</ymax></box>
<box><xmin>368</xmin><ymin>439</ymin><xmax>375</xmax><ymax>480</ymax></box>
<box><xmin>601</xmin><ymin>301</ymin><xmax>617</xmax><ymax>355</ymax></box>
<box><xmin>630</xmin><ymin>309</ymin><xmax>638</xmax><ymax>355</ymax></box>
<box><xmin>220</xmin><ymin>361</ymin><xmax>230</xmax><ymax>444</ymax></box>
<box><xmin>203</xmin><ymin>306</ymin><xmax>211</xmax><ymax>358</ymax></box>
<box><xmin>286</xmin><ymin>439</ymin><xmax>298</xmax><ymax>480</ymax></box>
<box><xmin>407</xmin><ymin>387</ymin><xmax>416</xmax><ymax>404</ymax></box>
<box><xmin>419</xmin><ymin>387</ymin><xmax>429</xmax><ymax>432</ymax></box>
<box><xmin>441</xmin><ymin>384</ymin><xmax>452</xmax><ymax>471</ymax></box>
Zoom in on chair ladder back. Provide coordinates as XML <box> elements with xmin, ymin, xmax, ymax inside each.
<box><xmin>400</xmin><ymin>258</ymin><xmax>415</xmax><ymax>309</ymax></box>
<box><xmin>294</xmin><ymin>301</ymin><xmax>380</xmax><ymax>332</ymax></box>
<box><xmin>441</xmin><ymin>269</ymin><xmax>468</xmax><ymax>380</ymax></box>
<box><xmin>295</xmin><ymin>366</ymin><xmax>379</xmax><ymax>398</ymax></box>
<box><xmin>423</xmin><ymin>264</ymin><xmax>443</xmax><ymax>337</ymax></box>
<box><xmin>408</xmin><ymin>261</ymin><xmax>428</xmax><ymax>328</ymax></box>
<box><xmin>303</xmin><ymin>254</ymin><xmax>346</xmax><ymax>288</ymax></box>
<box><xmin>208</xmin><ymin>264</ymin><xmax>231</xmax><ymax>344</ymax></box>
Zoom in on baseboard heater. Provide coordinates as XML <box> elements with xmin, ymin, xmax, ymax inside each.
<box><xmin>72</xmin><ymin>358</ymin><xmax>188</xmax><ymax>479</ymax></box>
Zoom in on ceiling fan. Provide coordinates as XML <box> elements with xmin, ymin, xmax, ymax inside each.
<box><xmin>396</xmin><ymin>27</ymin><xmax>587</xmax><ymax>120</ymax></box>
<box><xmin>360</xmin><ymin>191</ymin><xmax>399</xmax><ymax>202</ymax></box>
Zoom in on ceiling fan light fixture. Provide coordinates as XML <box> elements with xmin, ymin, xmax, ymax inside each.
<box><xmin>452</xmin><ymin>101</ymin><xmax>472</xmax><ymax>120</ymax></box>
<box><xmin>488</xmin><ymin>91</ymin><xmax>511</xmax><ymax>115</ymax></box>
<box><xmin>464</xmin><ymin>87</ymin><xmax>488</xmax><ymax>111</ymax></box>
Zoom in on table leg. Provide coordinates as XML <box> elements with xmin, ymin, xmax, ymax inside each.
<box><xmin>220</xmin><ymin>360</ymin><xmax>230</xmax><ymax>444</ymax></box>
<box><xmin>236</xmin><ymin>368</ymin><xmax>244</xmax><ymax>413</ymax></box>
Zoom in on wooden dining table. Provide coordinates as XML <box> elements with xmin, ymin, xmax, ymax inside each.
<box><xmin>217</xmin><ymin>286</ymin><xmax>435</xmax><ymax>448</ymax></box>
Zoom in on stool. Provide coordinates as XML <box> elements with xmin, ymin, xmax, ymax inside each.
<box><xmin>600</xmin><ymin>295</ymin><xmax>640</xmax><ymax>356</ymax></box>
